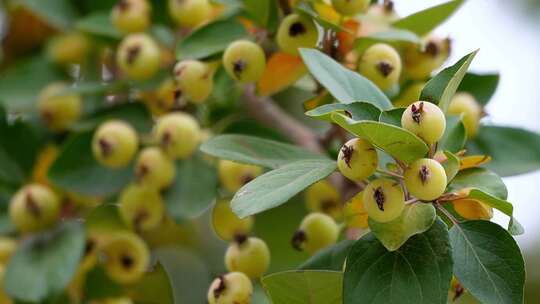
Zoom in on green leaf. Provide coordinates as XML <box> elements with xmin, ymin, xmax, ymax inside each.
<box><xmin>299</xmin><ymin>49</ymin><xmax>392</xmax><ymax>110</ymax></box>
<box><xmin>392</xmin><ymin>0</ymin><xmax>465</xmax><ymax>36</ymax></box>
<box><xmin>232</xmin><ymin>159</ymin><xmax>337</xmax><ymax>218</ymax></box>
<box><xmin>305</xmin><ymin>102</ymin><xmax>381</xmax><ymax>122</ymax></box>
<box><xmin>355</xmin><ymin>29</ymin><xmax>422</xmax><ymax>53</ymax></box>
<box><xmin>442</xmin><ymin>151</ymin><xmax>459</xmax><ymax>183</ymax></box>
<box><xmin>448</xmin><ymin>167</ymin><xmax>508</xmax><ymax>200</ymax></box>
<box><xmin>4</xmin><ymin>222</ymin><xmax>85</xmax><ymax>302</ymax></box>
<box><xmin>420</xmin><ymin>50</ymin><xmax>478</xmax><ymax>113</ymax></box>
<box><xmin>127</xmin><ymin>263</ymin><xmax>175</xmax><ymax>304</ymax></box>
<box><xmin>378</xmin><ymin>108</ymin><xmax>404</xmax><ymax>127</ymax></box>
<box><xmin>262</xmin><ymin>270</ymin><xmax>343</xmax><ymax>304</ymax></box>
<box><xmin>85</xmin><ymin>203</ymin><xmax>128</xmax><ymax>233</ymax></box>
<box><xmin>83</xmin><ymin>266</ymin><xmax>123</xmax><ymax>300</ymax></box>
<box><xmin>222</xmin><ymin>120</ymin><xmax>289</xmax><ymax>142</ymax></box>
<box><xmin>438</xmin><ymin>114</ymin><xmax>466</xmax><ymax>153</ymax></box>
<box><xmin>467</xmin><ymin>126</ymin><xmax>540</xmax><ymax>177</ymax></box>
<box><xmin>76</xmin><ymin>11</ymin><xmax>122</xmax><ymax>39</ymax></box>
<box><xmin>16</xmin><ymin>0</ymin><xmax>77</xmax><ymax>29</ymax></box>
<box><xmin>299</xmin><ymin>240</ymin><xmax>354</xmax><ymax>271</ymax></box>
<box><xmin>332</xmin><ymin>113</ymin><xmax>428</xmax><ymax>164</ymax></box>
<box><xmin>242</xmin><ymin>0</ymin><xmax>279</xmax><ymax>31</ymax></box>
<box><xmin>164</xmin><ymin>154</ymin><xmax>217</xmax><ymax>221</ymax></box>
<box><xmin>449</xmin><ymin>220</ymin><xmax>525</xmax><ymax>304</ymax></box>
<box><xmin>467</xmin><ymin>189</ymin><xmax>524</xmax><ymax>235</ymax></box>
<box><xmin>176</xmin><ymin>19</ymin><xmax>248</xmax><ymax>60</ymax></box>
<box><xmin>458</xmin><ymin>72</ymin><xmax>500</xmax><ymax>106</ymax></box>
<box><xmin>295</xmin><ymin>2</ymin><xmax>346</xmax><ymax>32</ymax></box>
<box><xmin>344</xmin><ymin>220</ymin><xmax>453</xmax><ymax>304</ymax></box>
<box><xmin>368</xmin><ymin>203</ymin><xmax>436</xmax><ymax>251</ymax></box>
<box><xmin>200</xmin><ymin>134</ymin><xmax>327</xmax><ymax>169</ymax></box>
<box><xmin>48</xmin><ymin>132</ymin><xmax>132</xmax><ymax>196</ymax></box>
<box><xmin>71</xmin><ymin>103</ymin><xmax>153</xmax><ymax>133</ymax></box>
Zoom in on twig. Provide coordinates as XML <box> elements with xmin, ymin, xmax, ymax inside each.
<box><xmin>278</xmin><ymin>0</ymin><xmax>291</xmax><ymax>15</ymax></box>
<box><xmin>376</xmin><ymin>168</ymin><xmax>403</xmax><ymax>179</ymax></box>
<box><xmin>435</xmin><ymin>203</ymin><xmax>459</xmax><ymax>224</ymax></box>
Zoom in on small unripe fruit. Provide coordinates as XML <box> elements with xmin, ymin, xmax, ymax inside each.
<box><xmin>358</xmin><ymin>43</ymin><xmax>402</xmax><ymax>91</ymax></box>
<box><xmin>223</xmin><ymin>40</ymin><xmax>266</xmax><ymax>83</ymax></box>
<box><xmin>224</xmin><ymin>236</ymin><xmax>270</xmax><ymax>279</ymax></box>
<box><xmin>404</xmin><ymin>37</ymin><xmax>451</xmax><ymax>80</ymax></box>
<box><xmin>292</xmin><ymin>212</ymin><xmax>339</xmax><ymax>255</ymax></box>
<box><xmin>276</xmin><ymin>14</ymin><xmax>318</xmax><ymax>55</ymax></box>
<box><xmin>212</xmin><ymin>199</ymin><xmax>254</xmax><ymax>241</ymax></box>
<box><xmin>401</xmin><ymin>101</ymin><xmax>446</xmax><ymax>145</ymax></box>
<box><xmin>337</xmin><ymin>138</ymin><xmax>378</xmax><ymax>182</ymax></box>
<box><xmin>47</xmin><ymin>32</ymin><xmax>90</xmax><ymax>64</ymax></box>
<box><xmin>153</xmin><ymin>112</ymin><xmax>200</xmax><ymax>159</ymax></box>
<box><xmin>393</xmin><ymin>82</ymin><xmax>425</xmax><ymax>108</ymax></box>
<box><xmin>119</xmin><ymin>184</ymin><xmax>165</xmax><ymax>231</ymax></box>
<box><xmin>134</xmin><ymin>147</ymin><xmax>176</xmax><ymax>189</ymax></box>
<box><xmin>111</xmin><ymin>0</ymin><xmax>151</xmax><ymax>34</ymax></box>
<box><xmin>38</xmin><ymin>82</ymin><xmax>82</xmax><ymax>131</ymax></box>
<box><xmin>9</xmin><ymin>184</ymin><xmax>61</xmax><ymax>233</ymax></box>
<box><xmin>305</xmin><ymin>180</ymin><xmax>342</xmax><ymax>220</ymax></box>
<box><xmin>92</xmin><ymin>120</ymin><xmax>138</xmax><ymax>168</ymax></box>
<box><xmin>102</xmin><ymin>232</ymin><xmax>149</xmax><ymax>284</ymax></box>
<box><xmin>331</xmin><ymin>0</ymin><xmax>370</xmax><ymax>16</ymax></box>
<box><xmin>168</xmin><ymin>0</ymin><xmax>211</xmax><ymax>28</ymax></box>
<box><xmin>367</xmin><ymin>0</ymin><xmax>399</xmax><ymax>23</ymax></box>
<box><xmin>142</xmin><ymin>78</ymin><xmax>181</xmax><ymax>116</ymax></box>
<box><xmin>173</xmin><ymin>60</ymin><xmax>213</xmax><ymax>103</ymax></box>
<box><xmin>453</xmin><ymin>199</ymin><xmax>493</xmax><ymax>220</ymax></box>
<box><xmin>0</xmin><ymin>238</ymin><xmax>16</xmax><ymax>264</ymax></box>
<box><xmin>343</xmin><ymin>192</ymin><xmax>369</xmax><ymax>229</ymax></box>
<box><xmin>117</xmin><ymin>33</ymin><xmax>160</xmax><ymax>80</ymax></box>
<box><xmin>218</xmin><ymin>160</ymin><xmax>262</xmax><ymax>193</ymax></box>
<box><xmin>448</xmin><ymin>92</ymin><xmax>482</xmax><ymax>138</ymax></box>
<box><xmin>362</xmin><ymin>178</ymin><xmax>404</xmax><ymax>223</ymax></box>
<box><xmin>404</xmin><ymin>158</ymin><xmax>447</xmax><ymax>201</ymax></box>
<box><xmin>207</xmin><ymin>272</ymin><xmax>253</xmax><ymax>304</ymax></box>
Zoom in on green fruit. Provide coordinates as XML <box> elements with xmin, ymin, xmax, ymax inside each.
<box><xmin>448</xmin><ymin>92</ymin><xmax>482</xmax><ymax>138</ymax></box>
<box><xmin>337</xmin><ymin>138</ymin><xmax>378</xmax><ymax>182</ymax></box>
<box><xmin>404</xmin><ymin>37</ymin><xmax>451</xmax><ymax>80</ymax></box>
<box><xmin>404</xmin><ymin>158</ymin><xmax>447</xmax><ymax>201</ymax></box>
<box><xmin>0</xmin><ymin>237</ymin><xmax>16</xmax><ymax>264</ymax></box>
<box><xmin>102</xmin><ymin>232</ymin><xmax>149</xmax><ymax>284</ymax></box>
<box><xmin>117</xmin><ymin>33</ymin><xmax>160</xmax><ymax>80</ymax></box>
<box><xmin>212</xmin><ymin>199</ymin><xmax>254</xmax><ymax>241</ymax></box>
<box><xmin>92</xmin><ymin>120</ymin><xmax>139</xmax><ymax>168</ymax></box>
<box><xmin>224</xmin><ymin>236</ymin><xmax>270</xmax><ymax>279</ymax></box>
<box><xmin>47</xmin><ymin>32</ymin><xmax>90</xmax><ymax>65</ymax></box>
<box><xmin>331</xmin><ymin>0</ymin><xmax>370</xmax><ymax>16</ymax></box>
<box><xmin>119</xmin><ymin>184</ymin><xmax>165</xmax><ymax>231</ymax></box>
<box><xmin>358</xmin><ymin>43</ymin><xmax>402</xmax><ymax>90</ymax></box>
<box><xmin>305</xmin><ymin>180</ymin><xmax>342</xmax><ymax>220</ymax></box>
<box><xmin>207</xmin><ymin>272</ymin><xmax>253</xmax><ymax>304</ymax></box>
<box><xmin>223</xmin><ymin>40</ymin><xmax>266</xmax><ymax>83</ymax></box>
<box><xmin>173</xmin><ymin>60</ymin><xmax>213</xmax><ymax>103</ymax></box>
<box><xmin>218</xmin><ymin>160</ymin><xmax>262</xmax><ymax>193</ymax></box>
<box><xmin>168</xmin><ymin>0</ymin><xmax>211</xmax><ymax>28</ymax></box>
<box><xmin>134</xmin><ymin>147</ymin><xmax>176</xmax><ymax>189</ymax></box>
<box><xmin>362</xmin><ymin>178</ymin><xmax>404</xmax><ymax>223</ymax></box>
<box><xmin>292</xmin><ymin>212</ymin><xmax>339</xmax><ymax>255</ymax></box>
<box><xmin>38</xmin><ymin>82</ymin><xmax>82</xmax><ymax>131</ymax></box>
<box><xmin>276</xmin><ymin>14</ymin><xmax>318</xmax><ymax>55</ymax></box>
<box><xmin>401</xmin><ymin>101</ymin><xmax>446</xmax><ymax>145</ymax></box>
<box><xmin>111</xmin><ymin>0</ymin><xmax>151</xmax><ymax>34</ymax></box>
<box><xmin>9</xmin><ymin>184</ymin><xmax>61</xmax><ymax>233</ymax></box>
<box><xmin>153</xmin><ymin>112</ymin><xmax>200</xmax><ymax>159</ymax></box>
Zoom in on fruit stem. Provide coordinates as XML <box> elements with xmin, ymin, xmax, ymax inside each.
<box><xmin>376</xmin><ymin>169</ymin><xmax>403</xmax><ymax>179</ymax></box>
<box><xmin>435</xmin><ymin>203</ymin><xmax>460</xmax><ymax>224</ymax></box>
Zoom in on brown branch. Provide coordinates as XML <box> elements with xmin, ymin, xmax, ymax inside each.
<box><xmin>278</xmin><ymin>0</ymin><xmax>292</xmax><ymax>15</ymax></box>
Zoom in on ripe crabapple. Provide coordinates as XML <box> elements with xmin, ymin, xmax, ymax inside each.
<box><xmin>118</xmin><ymin>184</ymin><xmax>165</xmax><ymax>231</ymax></box>
<box><xmin>331</xmin><ymin>0</ymin><xmax>370</xmax><ymax>16</ymax></box>
<box><xmin>337</xmin><ymin>138</ymin><xmax>378</xmax><ymax>182</ymax></box>
<box><xmin>212</xmin><ymin>199</ymin><xmax>254</xmax><ymax>241</ymax></box>
<box><xmin>401</xmin><ymin>101</ymin><xmax>446</xmax><ymax>145</ymax></box>
<box><xmin>38</xmin><ymin>82</ymin><xmax>82</xmax><ymax>131</ymax></box>
<box><xmin>116</xmin><ymin>33</ymin><xmax>160</xmax><ymax>80</ymax></box>
<box><xmin>9</xmin><ymin>184</ymin><xmax>61</xmax><ymax>233</ymax></box>
<box><xmin>223</xmin><ymin>40</ymin><xmax>266</xmax><ymax>83</ymax></box>
<box><xmin>276</xmin><ymin>14</ymin><xmax>318</xmax><ymax>55</ymax></box>
<box><xmin>111</xmin><ymin>0</ymin><xmax>151</xmax><ymax>34</ymax></box>
<box><xmin>218</xmin><ymin>160</ymin><xmax>262</xmax><ymax>193</ymax></box>
<box><xmin>173</xmin><ymin>60</ymin><xmax>214</xmax><ymax>104</ymax></box>
<box><xmin>207</xmin><ymin>272</ymin><xmax>253</xmax><ymax>304</ymax></box>
<box><xmin>168</xmin><ymin>0</ymin><xmax>211</xmax><ymax>28</ymax></box>
<box><xmin>448</xmin><ymin>92</ymin><xmax>482</xmax><ymax>138</ymax></box>
<box><xmin>224</xmin><ymin>236</ymin><xmax>270</xmax><ymax>279</ymax></box>
<box><xmin>358</xmin><ymin>43</ymin><xmax>402</xmax><ymax>91</ymax></box>
<box><xmin>92</xmin><ymin>120</ymin><xmax>138</xmax><ymax>168</ymax></box>
<box><xmin>404</xmin><ymin>158</ymin><xmax>447</xmax><ymax>201</ymax></box>
<box><xmin>102</xmin><ymin>232</ymin><xmax>150</xmax><ymax>284</ymax></box>
<box><xmin>47</xmin><ymin>32</ymin><xmax>89</xmax><ymax>65</ymax></box>
<box><xmin>305</xmin><ymin>180</ymin><xmax>342</xmax><ymax>220</ymax></box>
<box><xmin>134</xmin><ymin>147</ymin><xmax>176</xmax><ymax>190</ymax></box>
<box><xmin>362</xmin><ymin>178</ymin><xmax>404</xmax><ymax>223</ymax></box>
<box><xmin>292</xmin><ymin>212</ymin><xmax>339</xmax><ymax>255</ymax></box>
<box><xmin>153</xmin><ymin>112</ymin><xmax>200</xmax><ymax>159</ymax></box>
<box><xmin>343</xmin><ymin>191</ymin><xmax>369</xmax><ymax>229</ymax></box>
<box><xmin>404</xmin><ymin>37</ymin><xmax>451</xmax><ymax>80</ymax></box>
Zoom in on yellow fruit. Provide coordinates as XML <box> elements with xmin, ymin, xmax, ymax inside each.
<box><xmin>173</xmin><ymin>60</ymin><xmax>214</xmax><ymax>103</ymax></box>
<box><xmin>142</xmin><ymin>78</ymin><xmax>181</xmax><ymax>116</ymax></box>
<box><xmin>331</xmin><ymin>0</ymin><xmax>370</xmax><ymax>16</ymax></box>
<box><xmin>47</xmin><ymin>32</ymin><xmax>90</xmax><ymax>64</ymax></box>
<box><xmin>343</xmin><ymin>192</ymin><xmax>369</xmax><ymax>229</ymax></box>
<box><xmin>102</xmin><ymin>232</ymin><xmax>150</xmax><ymax>284</ymax></box>
<box><xmin>337</xmin><ymin>138</ymin><xmax>378</xmax><ymax>182</ymax></box>
<box><xmin>404</xmin><ymin>37</ymin><xmax>451</xmax><ymax>80</ymax></box>
<box><xmin>448</xmin><ymin>92</ymin><xmax>482</xmax><ymax>138</ymax></box>
<box><xmin>168</xmin><ymin>0</ymin><xmax>211</xmax><ymax>28</ymax></box>
<box><xmin>276</xmin><ymin>14</ymin><xmax>318</xmax><ymax>55</ymax></box>
<box><xmin>404</xmin><ymin>158</ymin><xmax>447</xmax><ymax>201</ymax></box>
<box><xmin>218</xmin><ymin>160</ymin><xmax>262</xmax><ymax>193</ymax></box>
<box><xmin>366</xmin><ymin>1</ymin><xmax>399</xmax><ymax>23</ymax></box>
<box><xmin>153</xmin><ymin>112</ymin><xmax>200</xmax><ymax>159</ymax></box>
<box><xmin>111</xmin><ymin>0</ymin><xmax>151</xmax><ymax>34</ymax></box>
<box><xmin>9</xmin><ymin>184</ymin><xmax>61</xmax><ymax>233</ymax></box>
<box><xmin>401</xmin><ymin>101</ymin><xmax>446</xmax><ymax>145</ymax></box>
<box><xmin>211</xmin><ymin>199</ymin><xmax>254</xmax><ymax>241</ymax></box>
<box><xmin>362</xmin><ymin>178</ymin><xmax>404</xmax><ymax>223</ymax></box>
<box><xmin>292</xmin><ymin>212</ymin><xmax>339</xmax><ymax>255</ymax></box>
<box><xmin>393</xmin><ymin>82</ymin><xmax>425</xmax><ymax>108</ymax></box>
<box><xmin>453</xmin><ymin>199</ymin><xmax>493</xmax><ymax>220</ymax></box>
<box><xmin>0</xmin><ymin>238</ymin><xmax>16</xmax><ymax>264</ymax></box>
<box><xmin>134</xmin><ymin>147</ymin><xmax>176</xmax><ymax>189</ymax></box>
<box><xmin>224</xmin><ymin>236</ymin><xmax>270</xmax><ymax>279</ymax></box>
<box><xmin>92</xmin><ymin>120</ymin><xmax>139</xmax><ymax>168</ymax></box>
<box><xmin>223</xmin><ymin>40</ymin><xmax>266</xmax><ymax>83</ymax></box>
<box><xmin>117</xmin><ymin>33</ymin><xmax>160</xmax><ymax>80</ymax></box>
<box><xmin>304</xmin><ymin>180</ymin><xmax>342</xmax><ymax>220</ymax></box>
<box><xmin>38</xmin><ymin>82</ymin><xmax>82</xmax><ymax>131</ymax></box>
<box><xmin>207</xmin><ymin>272</ymin><xmax>253</xmax><ymax>304</ymax></box>
<box><xmin>118</xmin><ymin>184</ymin><xmax>165</xmax><ymax>231</ymax></box>
<box><xmin>358</xmin><ymin>43</ymin><xmax>402</xmax><ymax>91</ymax></box>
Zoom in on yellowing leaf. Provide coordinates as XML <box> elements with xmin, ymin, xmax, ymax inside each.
<box><xmin>337</xmin><ymin>19</ymin><xmax>360</xmax><ymax>57</ymax></box>
<box><xmin>314</xmin><ymin>2</ymin><xmax>341</xmax><ymax>25</ymax></box>
<box><xmin>257</xmin><ymin>52</ymin><xmax>307</xmax><ymax>96</ymax></box>
<box><xmin>303</xmin><ymin>91</ymin><xmax>332</xmax><ymax>111</ymax></box>
<box><xmin>459</xmin><ymin>155</ymin><xmax>491</xmax><ymax>170</ymax></box>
